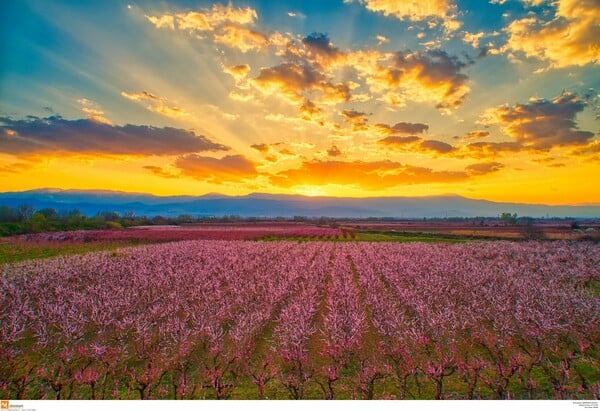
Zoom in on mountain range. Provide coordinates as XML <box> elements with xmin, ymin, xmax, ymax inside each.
<box><xmin>0</xmin><ymin>189</ymin><xmax>598</xmax><ymax>218</ymax></box>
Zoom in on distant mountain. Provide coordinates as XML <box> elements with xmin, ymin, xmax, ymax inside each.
<box><xmin>0</xmin><ymin>188</ymin><xmax>598</xmax><ymax>218</ymax></box>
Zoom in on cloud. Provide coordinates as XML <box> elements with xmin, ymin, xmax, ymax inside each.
<box><xmin>465</xmin><ymin>161</ymin><xmax>504</xmax><ymax>175</ymax></box>
<box><xmin>252</xmin><ymin>62</ymin><xmax>351</xmax><ymax>105</ymax></box>
<box><xmin>78</xmin><ymin>98</ymin><xmax>111</xmax><ymax>124</ymax></box>
<box><xmin>367</xmin><ymin>50</ymin><xmax>470</xmax><ymax>111</ymax></box>
<box><xmin>145</xmin><ymin>14</ymin><xmax>175</xmax><ymax>30</ymax></box>
<box><xmin>378</xmin><ymin>135</ymin><xmax>455</xmax><ymax>154</ymax></box>
<box><xmin>142</xmin><ymin>165</ymin><xmax>179</xmax><ymax>179</ymax></box>
<box><xmin>0</xmin><ymin>115</ymin><xmax>228</xmax><ymax>157</ymax></box>
<box><xmin>376</xmin><ymin>34</ymin><xmax>389</xmax><ymax>45</ymax></box>
<box><xmin>121</xmin><ymin>91</ymin><xmax>190</xmax><ymax>119</ymax></box>
<box><xmin>287</xmin><ymin>11</ymin><xmax>306</xmax><ymax>19</ymax></box>
<box><xmin>341</xmin><ymin>109</ymin><xmax>369</xmax><ymax>130</ymax></box>
<box><xmin>465</xmin><ymin>130</ymin><xmax>490</xmax><ymax>139</ymax></box>
<box><xmin>378</xmin><ymin>135</ymin><xmax>422</xmax><ymax>147</ymax></box>
<box><xmin>420</xmin><ymin>139</ymin><xmax>455</xmax><ymax>154</ymax></box>
<box><xmin>327</xmin><ymin>145</ymin><xmax>342</xmax><ymax>157</ymax></box>
<box><xmin>462</xmin><ymin>31</ymin><xmax>485</xmax><ymax>49</ymax></box>
<box><xmin>461</xmin><ymin>141</ymin><xmax>524</xmax><ymax>158</ymax></box>
<box><xmin>174</xmin><ymin>154</ymin><xmax>257</xmax><ymax>182</ymax></box>
<box><xmin>505</xmin><ymin>0</ymin><xmax>599</xmax><ymax>68</ymax></box>
<box><xmin>347</xmin><ymin>0</ymin><xmax>461</xmax><ymax>31</ymax></box>
<box><xmin>250</xmin><ymin>143</ymin><xmax>270</xmax><ymax>153</ymax></box>
<box><xmin>223</xmin><ymin>64</ymin><xmax>251</xmax><ymax>81</ymax></box>
<box><xmin>0</xmin><ymin>162</ymin><xmax>32</xmax><ymax>174</ymax></box>
<box><xmin>214</xmin><ymin>24</ymin><xmax>269</xmax><ymax>52</ymax></box>
<box><xmin>376</xmin><ymin>121</ymin><xmax>430</xmax><ymax>135</ymax></box>
<box><xmin>299</xmin><ymin>99</ymin><xmax>324</xmax><ymax>122</ymax></box>
<box><xmin>269</xmin><ymin>158</ymin><xmax>497</xmax><ymax>190</ymax></box>
<box><xmin>482</xmin><ymin>92</ymin><xmax>595</xmax><ymax>149</ymax></box>
<box><xmin>302</xmin><ymin>32</ymin><xmax>344</xmax><ymax>67</ymax></box>
<box><xmin>146</xmin><ymin>4</ymin><xmax>257</xmax><ymax>33</ymax></box>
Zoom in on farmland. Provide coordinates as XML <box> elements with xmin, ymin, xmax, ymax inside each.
<box><xmin>1</xmin><ymin>239</ymin><xmax>598</xmax><ymax>400</ymax></box>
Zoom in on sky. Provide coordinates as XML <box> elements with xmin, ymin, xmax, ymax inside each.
<box><xmin>0</xmin><ymin>0</ymin><xmax>599</xmax><ymax>204</ymax></box>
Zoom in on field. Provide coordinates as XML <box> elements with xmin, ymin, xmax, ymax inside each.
<box><xmin>1</xmin><ymin>233</ymin><xmax>599</xmax><ymax>400</ymax></box>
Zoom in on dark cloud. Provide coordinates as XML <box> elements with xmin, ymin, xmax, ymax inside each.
<box><xmin>174</xmin><ymin>154</ymin><xmax>257</xmax><ymax>182</ymax></box>
<box><xmin>376</xmin><ymin>121</ymin><xmax>429</xmax><ymax>135</ymax></box>
<box><xmin>341</xmin><ymin>109</ymin><xmax>369</xmax><ymax>130</ymax></box>
<box><xmin>0</xmin><ymin>115</ymin><xmax>228</xmax><ymax>157</ymax></box>
<box><xmin>420</xmin><ymin>139</ymin><xmax>455</xmax><ymax>154</ymax></box>
<box><xmin>378</xmin><ymin>135</ymin><xmax>422</xmax><ymax>146</ymax></box>
<box><xmin>250</xmin><ymin>143</ymin><xmax>270</xmax><ymax>153</ymax></box>
<box><xmin>327</xmin><ymin>145</ymin><xmax>342</xmax><ymax>157</ymax></box>
<box><xmin>465</xmin><ymin>162</ymin><xmax>504</xmax><ymax>175</ymax></box>
<box><xmin>302</xmin><ymin>32</ymin><xmax>343</xmax><ymax>62</ymax></box>
<box><xmin>465</xmin><ymin>130</ymin><xmax>490</xmax><ymax>139</ymax></box>
<box><xmin>486</xmin><ymin>92</ymin><xmax>595</xmax><ymax>149</ymax></box>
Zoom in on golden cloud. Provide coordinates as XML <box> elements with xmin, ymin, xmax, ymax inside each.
<box><xmin>142</xmin><ymin>165</ymin><xmax>179</xmax><ymax>179</ymax></box>
<box><xmin>461</xmin><ymin>141</ymin><xmax>524</xmax><ymax>159</ymax></box>
<box><xmin>174</xmin><ymin>154</ymin><xmax>257</xmax><ymax>182</ymax></box>
<box><xmin>270</xmin><ymin>158</ymin><xmax>499</xmax><ymax>190</ymax></box>
<box><xmin>505</xmin><ymin>0</ymin><xmax>599</xmax><ymax>68</ymax></box>
<box><xmin>252</xmin><ymin>62</ymin><xmax>351</xmax><ymax>106</ymax></box>
<box><xmin>341</xmin><ymin>109</ymin><xmax>369</xmax><ymax>130</ymax></box>
<box><xmin>121</xmin><ymin>91</ymin><xmax>190</xmax><ymax>119</ymax></box>
<box><xmin>347</xmin><ymin>0</ymin><xmax>461</xmax><ymax>31</ymax></box>
<box><xmin>365</xmin><ymin>50</ymin><xmax>470</xmax><ymax>111</ymax></box>
<box><xmin>0</xmin><ymin>162</ymin><xmax>33</xmax><ymax>174</ymax></box>
<box><xmin>214</xmin><ymin>24</ymin><xmax>269</xmax><ymax>52</ymax></box>
<box><xmin>465</xmin><ymin>130</ymin><xmax>490</xmax><ymax>139</ymax></box>
<box><xmin>223</xmin><ymin>64</ymin><xmax>251</xmax><ymax>81</ymax></box>
<box><xmin>78</xmin><ymin>98</ymin><xmax>111</xmax><ymax>124</ymax></box>
<box><xmin>147</xmin><ymin>4</ymin><xmax>257</xmax><ymax>32</ymax></box>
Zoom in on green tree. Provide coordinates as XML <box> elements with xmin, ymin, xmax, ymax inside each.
<box><xmin>500</xmin><ymin>212</ymin><xmax>518</xmax><ymax>225</ymax></box>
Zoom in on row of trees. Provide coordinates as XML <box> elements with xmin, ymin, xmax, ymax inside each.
<box><xmin>0</xmin><ymin>205</ymin><xmax>149</xmax><ymax>236</ymax></box>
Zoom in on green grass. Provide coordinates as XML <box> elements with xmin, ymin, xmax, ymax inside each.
<box><xmin>0</xmin><ymin>241</ymin><xmax>143</xmax><ymax>265</ymax></box>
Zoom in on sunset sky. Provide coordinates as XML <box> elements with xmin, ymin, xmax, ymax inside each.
<box><xmin>1</xmin><ymin>0</ymin><xmax>598</xmax><ymax>204</ymax></box>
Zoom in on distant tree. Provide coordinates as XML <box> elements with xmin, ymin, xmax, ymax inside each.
<box><xmin>16</xmin><ymin>204</ymin><xmax>35</xmax><ymax>221</ymax></box>
<box><xmin>176</xmin><ymin>214</ymin><xmax>194</xmax><ymax>224</ymax></box>
<box><xmin>28</xmin><ymin>213</ymin><xmax>47</xmax><ymax>233</ymax></box>
<box><xmin>98</xmin><ymin>211</ymin><xmax>120</xmax><ymax>221</ymax></box>
<box><xmin>0</xmin><ymin>205</ymin><xmax>19</xmax><ymax>222</ymax></box>
<box><xmin>37</xmin><ymin>208</ymin><xmax>59</xmax><ymax>220</ymax></box>
<box><xmin>500</xmin><ymin>212</ymin><xmax>518</xmax><ymax>225</ymax></box>
<box><xmin>67</xmin><ymin>208</ymin><xmax>82</xmax><ymax>219</ymax></box>
<box><xmin>519</xmin><ymin>217</ymin><xmax>545</xmax><ymax>240</ymax></box>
